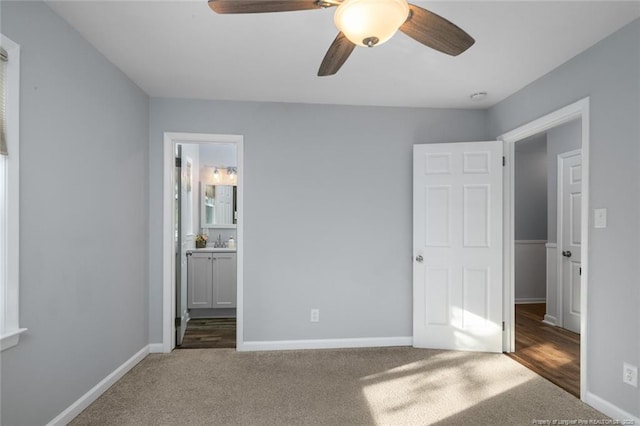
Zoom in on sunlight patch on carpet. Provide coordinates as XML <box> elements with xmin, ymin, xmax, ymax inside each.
<box><xmin>360</xmin><ymin>351</ymin><xmax>535</xmax><ymax>425</ymax></box>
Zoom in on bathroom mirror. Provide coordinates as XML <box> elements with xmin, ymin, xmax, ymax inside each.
<box><xmin>201</xmin><ymin>183</ymin><xmax>237</xmax><ymax>228</ymax></box>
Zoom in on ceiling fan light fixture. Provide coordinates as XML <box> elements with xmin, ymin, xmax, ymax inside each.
<box><xmin>334</xmin><ymin>0</ymin><xmax>409</xmax><ymax>47</ymax></box>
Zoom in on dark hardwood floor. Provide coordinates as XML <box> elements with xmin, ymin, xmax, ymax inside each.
<box><xmin>177</xmin><ymin>317</ymin><xmax>236</xmax><ymax>349</ymax></box>
<box><xmin>507</xmin><ymin>303</ymin><xmax>580</xmax><ymax>397</ymax></box>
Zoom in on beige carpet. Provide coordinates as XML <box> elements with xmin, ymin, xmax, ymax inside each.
<box><xmin>70</xmin><ymin>347</ymin><xmax>607</xmax><ymax>426</ymax></box>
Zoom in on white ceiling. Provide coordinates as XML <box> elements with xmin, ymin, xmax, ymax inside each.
<box><xmin>46</xmin><ymin>1</ymin><xmax>640</xmax><ymax>108</ymax></box>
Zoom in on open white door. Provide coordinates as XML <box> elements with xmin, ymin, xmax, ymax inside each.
<box><xmin>175</xmin><ymin>154</ymin><xmax>187</xmax><ymax>346</ymax></box>
<box><xmin>175</xmin><ymin>152</ymin><xmax>191</xmax><ymax>347</ymax></box>
<box><xmin>413</xmin><ymin>141</ymin><xmax>503</xmax><ymax>353</ymax></box>
<box><xmin>559</xmin><ymin>150</ymin><xmax>582</xmax><ymax>334</ymax></box>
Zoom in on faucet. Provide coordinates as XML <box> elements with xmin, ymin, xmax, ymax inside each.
<box><xmin>216</xmin><ymin>233</ymin><xmax>222</xmax><ymax>248</ymax></box>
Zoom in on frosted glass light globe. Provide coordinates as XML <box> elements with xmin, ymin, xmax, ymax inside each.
<box><xmin>334</xmin><ymin>0</ymin><xmax>410</xmax><ymax>47</ymax></box>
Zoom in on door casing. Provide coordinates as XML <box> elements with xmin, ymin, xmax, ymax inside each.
<box><xmin>499</xmin><ymin>97</ymin><xmax>590</xmax><ymax>400</ymax></box>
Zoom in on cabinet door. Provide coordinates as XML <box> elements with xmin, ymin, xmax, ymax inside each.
<box><xmin>187</xmin><ymin>253</ymin><xmax>213</xmax><ymax>309</ymax></box>
<box><xmin>212</xmin><ymin>253</ymin><xmax>237</xmax><ymax>308</ymax></box>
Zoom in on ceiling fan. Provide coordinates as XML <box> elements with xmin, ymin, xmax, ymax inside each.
<box><xmin>208</xmin><ymin>0</ymin><xmax>475</xmax><ymax>76</ymax></box>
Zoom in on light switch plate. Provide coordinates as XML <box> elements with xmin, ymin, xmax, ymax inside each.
<box><xmin>594</xmin><ymin>208</ymin><xmax>607</xmax><ymax>228</ymax></box>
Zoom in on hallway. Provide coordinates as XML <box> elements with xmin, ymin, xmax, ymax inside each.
<box><xmin>507</xmin><ymin>303</ymin><xmax>580</xmax><ymax>397</ymax></box>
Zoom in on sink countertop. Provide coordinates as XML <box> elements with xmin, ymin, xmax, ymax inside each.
<box><xmin>187</xmin><ymin>247</ymin><xmax>237</xmax><ymax>253</ymax></box>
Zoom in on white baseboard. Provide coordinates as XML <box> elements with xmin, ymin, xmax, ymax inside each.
<box><xmin>149</xmin><ymin>343</ymin><xmax>165</xmax><ymax>353</ymax></box>
<box><xmin>543</xmin><ymin>314</ymin><xmax>557</xmax><ymax>326</ymax></box>
<box><xmin>515</xmin><ymin>240</ymin><xmax>547</xmax><ymax>245</ymax></box>
<box><xmin>47</xmin><ymin>345</ymin><xmax>150</xmax><ymax>426</ymax></box>
<box><xmin>238</xmin><ymin>336</ymin><xmax>413</xmax><ymax>352</ymax></box>
<box><xmin>515</xmin><ymin>298</ymin><xmax>546</xmax><ymax>304</ymax></box>
<box><xmin>584</xmin><ymin>391</ymin><xmax>640</xmax><ymax>424</ymax></box>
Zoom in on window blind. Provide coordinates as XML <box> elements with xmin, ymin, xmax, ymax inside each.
<box><xmin>0</xmin><ymin>46</ymin><xmax>7</xmax><ymax>156</ymax></box>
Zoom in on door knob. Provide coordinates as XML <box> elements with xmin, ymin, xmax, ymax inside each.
<box><xmin>415</xmin><ymin>255</ymin><xmax>424</xmax><ymax>263</ymax></box>
<box><xmin>562</xmin><ymin>250</ymin><xmax>572</xmax><ymax>258</ymax></box>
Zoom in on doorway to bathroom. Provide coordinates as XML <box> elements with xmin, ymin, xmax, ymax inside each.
<box><xmin>162</xmin><ymin>133</ymin><xmax>244</xmax><ymax>352</ymax></box>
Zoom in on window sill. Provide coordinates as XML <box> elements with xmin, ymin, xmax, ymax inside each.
<box><xmin>1</xmin><ymin>328</ymin><xmax>28</xmax><ymax>351</ymax></box>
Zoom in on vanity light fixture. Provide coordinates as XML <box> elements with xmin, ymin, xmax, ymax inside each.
<box><xmin>226</xmin><ymin>167</ymin><xmax>237</xmax><ymax>178</ymax></box>
<box><xmin>213</xmin><ymin>167</ymin><xmax>220</xmax><ymax>182</ymax></box>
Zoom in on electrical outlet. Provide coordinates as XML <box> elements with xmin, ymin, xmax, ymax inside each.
<box><xmin>310</xmin><ymin>309</ymin><xmax>320</xmax><ymax>323</ymax></box>
<box><xmin>594</xmin><ymin>208</ymin><xmax>607</xmax><ymax>228</ymax></box>
<box><xmin>623</xmin><ymin>363</ymin><xmax>638</xmax><ymax>387</ymax></box>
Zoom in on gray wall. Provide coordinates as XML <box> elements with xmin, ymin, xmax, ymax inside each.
<box><xmin>0</xmin><ymin>2</ymin><xmax>150</xmax><ymax>425</ymax></box>
<box><xmin>149</xmin><ymin>99</ymin><xmax>488</xmax><ymax>342</ymax></box>
<box><xmin>3</xmin><ymin>1</ymin><xmax>637</xmax><ymax>423</ymax></box>
<box><xmin>488</xmin><ymin>18</ymin><xmax>640</xmax><ymax>418</ymax></box>
<box><xmin>546</xmin><ymin>120</ymin><xmax>582</xmax><ymax>243</ymax></box>
<box><xmin>514</xmin><ymin>134</ymin><xmax>548</xmax><ymax>240</ymax></box>
<box><xmin>199</xmin><ymin>143</ymin><xmax>237</xmax><ymax>168</ymax></box>
<box><xmin>514</xmin><ymin>134</ymin><xmax>547</xmax><ymax>301</ymax></box>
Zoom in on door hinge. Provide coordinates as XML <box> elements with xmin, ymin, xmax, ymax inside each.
<box><xmin>175</xmin><ymin>317</ymin><xmax>181</xmax><ymax>327</ymax></box>
<box><xmin>579</xmin><ymin>267</ymin><xmax>582</xmax><ymax>276</ymax></box>
<box><xmin>175</xmin><ymin>157</ymin><xmax>182</xmax><ymax>167</ymax></box>
<box><xmin>502</xmin><ymin>156</ymin><xmax>506</xmax><ymax>167</ymax></box>
<box><xmin>502</xmin><ymin>321</ymin><xmax>505</xmax><ymax>331</ymax></box>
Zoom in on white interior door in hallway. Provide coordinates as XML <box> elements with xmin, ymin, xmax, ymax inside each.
<box><xmin>559</xmin><ymin>150</ymin><xmax>582</xmax><ymax>334</ymax></box>
<box><xmin>413</xmin><ymin>141</ymin><xmax>503</xmax><ymax>353</ymax></box>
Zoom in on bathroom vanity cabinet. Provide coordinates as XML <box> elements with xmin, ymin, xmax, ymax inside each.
<box><xmin>187</xmin><ymin>251</ymin><xmax>237</xmax><ymax>309</ymax></box>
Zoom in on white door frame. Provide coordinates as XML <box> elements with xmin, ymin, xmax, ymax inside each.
<box><xmin>557</xmin><ymin>149</ymin><xmax>582</xmax><ymax>331</ymax></box>
<box><xmin>499</xmin><ymin>97</ymin><xmax>589</xmax><ymax>399</ymax></box>
<box><xmin>162</xmin><ymin>132</ymin><xmax>244</xmax><ymax>353</ymax></box>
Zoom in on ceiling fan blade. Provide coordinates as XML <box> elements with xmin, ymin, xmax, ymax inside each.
<box><xmin>209</xmin><ymin>0</ymin><xmax>325</xmax><ymax>14</ymax></box>
<box><xmin>318</xmin><ymin>32</ymin><xmax>356</xmax><ymax>76</ymax></box>
<box><xmin>400</xmin><ymin>4</ymin><xmax>475</xmax><ymax>56</ymax></box>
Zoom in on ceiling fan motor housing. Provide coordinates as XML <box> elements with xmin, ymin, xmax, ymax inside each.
<box><xmin>363</xmin><ymin>37</ymin><xmax>379</xmax><ymax>47</ymax></box>
<box><xmin>334</xmin><ymin>0</ymin><xmax>410</xmax><ymax>47</ymax></box>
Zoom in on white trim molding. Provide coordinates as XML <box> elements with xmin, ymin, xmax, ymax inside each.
<box><xmin>500</xmin><ymin>97</ymin><xmax>590</xmax><ymax>401</ymax></box>
<box><xmin>240</xmin><ymin>337</ymin><xmax>413</xmax><ymax>352</ymax></box>
<box><xmin>148</xmin><ymin>343</ymin><xmax>165</xmax><ymax>353</ymax></box>
<box><xmin>584</xmin><ymin>392</ymin><xmax>640</xmax><ymax>425</ymax></box>
<box><xmin>0</xmin><ymin>327</ymin><xmax>27</xmax><ymax>351</ymax></box>
<box><xmin>162</xmin><ymin>132</ymin><xmax>244</xmax><ymax>353</ymax></box>
<box><xmin>514</xmin><ymin>240</ymin><xmax>547</xmax><ymax>245</ymax></box>
<box><xmin>46</xmin><ymin>345</ymin><xmax>151</xmax><ymax>426</ymax></box>
<box><xmin>545</xmin><ymin>243</ymin><xmax>558</xmax><ymax>326</ymax></box>
<box><xmin>515</xmin><ymin>298</ymin><xmax>546</xmax><ymax>304</ymax></box>
<box><xmin>0</xmin><ymin>34</ymin><xmax>24</xmax><ymax>352</ymax></box>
